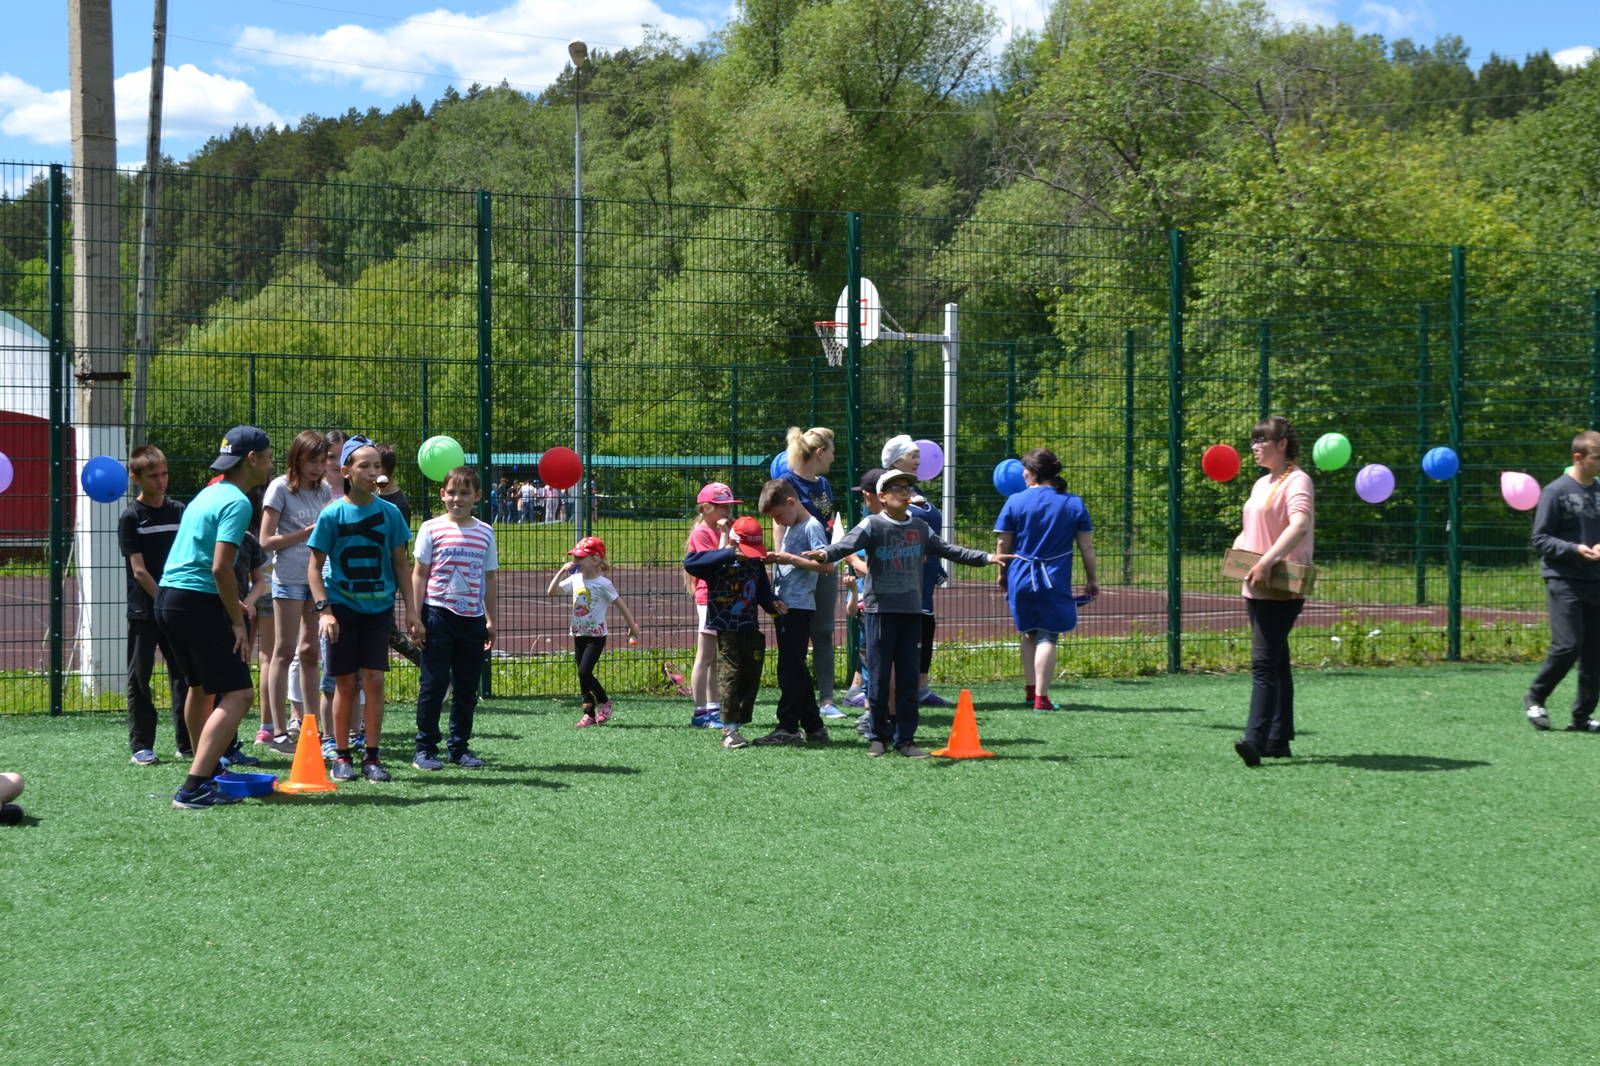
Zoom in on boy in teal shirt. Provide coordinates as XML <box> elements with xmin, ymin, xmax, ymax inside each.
<box><xmin>159</xmin><ymin>426</ymin><xmax>275</xmax><ymax>810</ymax></box>
<box><xmin>308</xmin><ymin>435</ymin><xmax>420</xmax><ymax>781</ymax></box>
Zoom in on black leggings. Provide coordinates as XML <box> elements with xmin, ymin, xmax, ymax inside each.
<box><xmin>575</xmin><ymin>635</ymin><xmax>608</xmax><ymax>706</ymax></box>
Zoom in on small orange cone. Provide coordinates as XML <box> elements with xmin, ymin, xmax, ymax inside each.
<box><xmin>276</xmin><ymin>712</ymin><xmax>338</xmax><ymax>793</ymax></box>
<box><xmin>932</xmin><ymin>689</ymin><xmax>994</xmax><ymax>759</ymax></box>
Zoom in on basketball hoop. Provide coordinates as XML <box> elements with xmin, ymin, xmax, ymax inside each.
<box><xmin>814</xmin><ymin>320</ymin><xmax>847</xmax><ymax>366</ymax></box>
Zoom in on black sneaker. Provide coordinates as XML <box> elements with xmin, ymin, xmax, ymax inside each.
<box><xmin>330</xmin><ymin>757</ymin><xmax>357</xmax><ymax>781</ymax></box>
<box><xmin>1525</xmin><ymin>695</ymin><xmax>1551</xmax><ymax>731</ymax></box>
<box><xmin>172</xmin><ymin>781</ymin><xmax>239</xmax><ymax>810</ymax></box>
<box><xmin>804</xmin><ymin>729</ymin><xmax>830</xmax><ymax>745</ymax></box>
<box><xmin>895</xmin><ymin>743</ymin><xmax>931</xmax><ymax>759</ymax></box>
<box><xmin>412</xmin><ymin>752</ymin><xmax>444</xmax><ymax>771</ymax></box>
<box><xmin>1262</xmin><ymin>744</ymin><xmax>1293</xmax><ymax>758</ymax></box>
<box><xmin>752</xmin><ymin>728</ymin><xmax>804</xmax><ymax>746</ymax></box>
<box><xmin>1566</xmin><ymin>719</ymin><xmax>1600</xmax><ymax>733</ymax></box>
<box><xmin>0</xmin><ymin>802</ymin><xmax>22</xmax><ymax>825</ymax></box>
<box><xmin>361</xmin><ymin>759</ymin><xmax>392</xmax><ymax>782</ymax></box>
<box><xmin>1234</xmin><ymin>739</ymin><xmax>1262</xmax><ymax>767</ymax></box>
<box><xmin>867</xmin><ymin>740</ymin><xmax>888</xmax><ymax>757</ymax></box>
<box><xmin>448</xmin><ymin>750</ymin><xmax>486</xmax><ymax>768</ymax></box>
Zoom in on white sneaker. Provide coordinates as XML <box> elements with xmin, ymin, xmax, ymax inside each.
<box><xmin>1525</xmin><ymin>698</ymin><xmax>1550</xmax><ymax>731</ymax></box>
<box><xmin>720</xmin><ymin>729</ymin><xmax>749</xmax><ymax>749</ymax></box>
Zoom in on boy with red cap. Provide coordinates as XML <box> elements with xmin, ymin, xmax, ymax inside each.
<box><xmin>684</xmin><ymin>514</ymin><xmax>787</xmax><ymax>748</ymax></box>
<box><xmin>548</xmin><ymin>535</ymin><xmax>641</xmax><ymax>727</ymax></box>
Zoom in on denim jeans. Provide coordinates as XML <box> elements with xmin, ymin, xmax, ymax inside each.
<box><xmin>414</xmin><ymin>604</ymin><xmax>487</xmax><ymax>755</ymax></box>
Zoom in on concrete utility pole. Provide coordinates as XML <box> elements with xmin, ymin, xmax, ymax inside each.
<box><xmin>131</xmin><ymin>0</ymin><xmax>167</xmax><ymax>448</ymax></box>
<box><xmin>68</xmin><ymin>0</ymin><xmax>125</xmax><ymax>695</ymax></box>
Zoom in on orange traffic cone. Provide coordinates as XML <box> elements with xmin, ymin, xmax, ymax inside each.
<box><xmin>276</xmin><ymin>712</ymin><xmax>338</xmax><ymax>793</ymax></box>
<box><xmin>932</xmin><ymin>689</ymin><xmax>994</xmax><ymax>759</ymax></box>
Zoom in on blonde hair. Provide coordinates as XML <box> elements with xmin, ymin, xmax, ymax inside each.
<box><xmin>785</xmin><ymin>426</ymin><xmax>835</xmax><ymax>471</ymax></box>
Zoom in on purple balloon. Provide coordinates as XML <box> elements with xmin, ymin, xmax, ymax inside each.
<box><xmin>913</xmin><ymin>439</ymin><xmax>943</xmax><ymax>480</ymax></box>
<box><xmin>1355</xmin><ymin>463</ymin><xmax>1395</xmax><ymax>505</ymax></box>
<box><xmin>0</xmin><ymin>451</ymin><xmax>12</xmax><ymax>494</ymax></box>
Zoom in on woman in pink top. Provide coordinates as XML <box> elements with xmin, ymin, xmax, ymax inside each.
<box><xmin>1231</xmin><ymin>416</ymin><xmax>1314</xmax><ymax>767</ymax></box>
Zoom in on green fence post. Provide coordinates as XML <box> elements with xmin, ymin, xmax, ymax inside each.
<box><xmin>248</xmin><ymin>351</ymin><xmax>257</xmax><ymax>425</ymax></box>
<box><xmin>902</xmin><ymin>348</ymin><xmax>914</xmax><ymax>429</ymax></box>
<box><xmin>1005</xmin><ymin>341</ymin><xmax>1017</xmax><ymax>458</ymax></box>
<box><xmin>1166</xmin><ymin>230</ymin><xmax>1186</xmax><ymax>673</ymax></box>
<box><xmin>1123</xmin><ymin>327</ymin><xmax>1135</xmax><ymax>587</ymax></box>
<box><xmin>47</xmin><ymin>164</ymin><xmax>65</xmax><ymax>716</ymax></box>
<box><xmin>1590</xmin><ymin>289</ymin><xmax>1599</xmax><ymax>428</ymax></box>
<box><xmin>1257</xmin><ymin>320</ymin><xmax>1270</xmax><ymax>420</ymax></box>
<box><xmin>475</xmin><ymin>190</ymin><xmax>494</xmax><ymax>697</ymax></box>
<box><xmin>810</xmin><ymin>353</ymin><xmax>819</xmax><ymax>428</ymax></box>
<box><xmin>420</xmin><ymin>358</ymin><xmax>430</xmax><ymax>441</ymax></box>
<box><xmin>1414</xmin><ymin>304</ymin><xmax>1430</xmax><ymax>606</ymax></box>
<box><xmin>729</xmin><ymin>365</ymin><xmax>740</xmax><ymax>481</ymax></box>
<box><xmin>1448</xmin><ymin>248</ymin><xmax>1465</xmax><ymax>661</ymax></box>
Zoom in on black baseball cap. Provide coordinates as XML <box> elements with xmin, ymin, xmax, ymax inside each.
<box><xmin>210</xmin><ymin>425</ymin><xmax>270</xmax><ymax>471</ymax></box>
<box><xmin>853</xmin><ymin>467</ymin><xmax>886</xmax><ymax>494</ymax></box>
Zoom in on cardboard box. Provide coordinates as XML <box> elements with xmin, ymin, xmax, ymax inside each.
<box><xmin>1222</xmin><ymin>548</ymin><xmax>1317</xmax><ymax>596</ymax></box>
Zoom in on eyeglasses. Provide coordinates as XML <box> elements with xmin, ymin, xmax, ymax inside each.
<box><xmin>1250</xmin><ymin>435</ymin><xmax>1279</xmax><ymax>445</ymax></box>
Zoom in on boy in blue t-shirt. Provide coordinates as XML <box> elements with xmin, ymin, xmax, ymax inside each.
<box><xmin>754</xmin><ymin>478</ymin><xmax>833</xmax><ymax>745</ymax></box>
<box><xmin>159</xmin><ymin>426</ymin><xmax>275</xmax><ymax>810</ymax></box>
<box><xmin>307</xmin><ymin>435</ymin><xmax>420</xmax><ymax>782</ymax></box>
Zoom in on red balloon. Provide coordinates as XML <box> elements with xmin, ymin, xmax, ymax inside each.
<box><xmin>539</xmin><ymin>447</ymin><xmax>583</xmax><ymax>490</ymax></box>
<box><xmin>1202</xmin><ymin>443</ymin><xmax>1241</xmax><ymax>482</ymax></box>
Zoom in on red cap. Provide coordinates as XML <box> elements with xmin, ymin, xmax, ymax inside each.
<box><xmin>567</xmin><ymin>536</ymin><xmax>606</xmax><ymax>558</ymax></box>
<box><xmin>728</xmin><ymin>515</ymin><xmax>767</xmax><ymax>559</ymax></box>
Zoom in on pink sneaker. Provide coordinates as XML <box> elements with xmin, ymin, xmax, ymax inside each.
<box><xmin>575</xmin><ymin>713</ymin><xmax>597</xmax><ymax>728</ymax></box>
<box><xmin>594</xmin><ymin>702</ymin><xmax>613</xmax><ymax>724</ymax></box>
<box><xmin>254</xmin><ymin>728</ymin><xmax>273</xmax><ymax>744</ymax></box>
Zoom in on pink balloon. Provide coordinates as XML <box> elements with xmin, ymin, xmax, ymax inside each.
<box><xmin>0</xmin><ymin>451</ymin><xmax>12</xmax><ymax>494</ymax></box>
<box><xmin>1501</xmin><ymin>471</ymin><xmax>1540</xmax><ymax>512</ymax></box>
<box><xmin>913</xmin><ymin>439</ymin><xmax>943</xmax><ymax>480</ymax></box>
<box><xmin>1354</xmin><ymin>463</ymin><xmax>1395</xmax><ymax>504</ymax></box>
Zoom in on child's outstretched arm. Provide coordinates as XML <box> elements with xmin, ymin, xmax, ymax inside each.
<box><xmin>612</xmin><ymin>593</ymin><xmax>642</xmax><ymax>642</ymax></box>
<box><xmin>928</xmin><ymin>532</ymin><xmax>1012</xmax><ymax>568</ymax></box>
<box><xmin>411</xmin><ymin>557</ymin><xmax>431</xmax><ymax>646</ymax></box>
<box><xmin>767</xmin><ymin>549</ymin><xmax>831</xmax><ymax>573</ymax></box>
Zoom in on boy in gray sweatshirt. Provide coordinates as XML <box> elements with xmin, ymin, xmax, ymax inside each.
<box><xmin>809</xmin><ymin>470</ymin><xmax>1010</xmax><ymax>757</ymax></box>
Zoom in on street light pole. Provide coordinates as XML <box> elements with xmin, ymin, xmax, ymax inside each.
<box><xmin>569</xmin><ymin>38</ymin><xmax>589</xmax><ymax>537</ymax></box>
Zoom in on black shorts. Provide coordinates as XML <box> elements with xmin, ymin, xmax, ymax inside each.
<box><xmin>154</xmin><ymin>587</ymin><xmax>252</xmax><ymax>695</ymax></box>
<box><xmin>326</xmin><ymin>604</ymin><xmax>392</xmax><ymax>677</ymax></box>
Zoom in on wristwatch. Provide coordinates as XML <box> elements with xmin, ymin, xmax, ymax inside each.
<box><xmin>313</xmin><ymin>598</ymin><xmax>330</xmax><ymax>612</ymax></box>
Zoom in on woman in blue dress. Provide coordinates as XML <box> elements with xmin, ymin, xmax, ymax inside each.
<box><xmin>994</xmin><ymin>448</ymin><xmax>1098</xmax><ymax>711</ymax></box>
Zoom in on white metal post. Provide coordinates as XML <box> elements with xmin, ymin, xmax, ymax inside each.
<box><xmin>941</xmin><ymin>302</ymin><xmax>958</xmax><ymax>576</ymax></box>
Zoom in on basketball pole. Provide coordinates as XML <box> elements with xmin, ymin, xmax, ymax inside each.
<box><xmin>873</xmin><ymin>305</ymin><xmax>959</xmax><ymax>575</ymax></box>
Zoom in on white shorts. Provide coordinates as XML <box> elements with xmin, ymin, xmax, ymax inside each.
<box><xmin>696</xmin><ymin>603</ymin><xmax>715</xmax><ymax>636</ymax></box>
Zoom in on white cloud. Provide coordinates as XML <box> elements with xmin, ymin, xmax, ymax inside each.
<box><xmin>1356</xmin><ymin>2</ymin><xmax>1425</xmax><ymax>36</ymax></box>
<box><xmin>234</xmin><ymin>0</ymin><xmax>710</xmax><ymax>96</ymax></box>
<box><xmin>1262</xmin><ymin>0</ymin><xmax>1341</xmax><ymax>29</ymax></box>
<box><xmin>991</xmin><ymin>0</ymin><xmax>1052</xmax><ymax>44</ymax></box>
<box><xmin>0</xmin><ymin>66</ymin><xmax>283</xmax><ymax>148</ymax></box>
<box><xmin>1554</xmin><ymin>45</ymin><xmax>1597</xmax><ymax>69</ymax></box>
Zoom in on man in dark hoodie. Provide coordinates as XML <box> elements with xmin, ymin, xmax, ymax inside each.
<box><xmin>1526</xmin><ymin>430</ymin><xmax>1600</xmax><ymax>732</ymax></box>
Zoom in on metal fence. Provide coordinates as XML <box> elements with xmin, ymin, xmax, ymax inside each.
<box><xmin>2</xmin><ymin>161</ymin><xmax>1598</xmax><ymax>713</ymax></box>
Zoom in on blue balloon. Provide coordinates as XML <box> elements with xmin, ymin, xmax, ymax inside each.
<box><xmin>769</xmin><ymin>451</ymin><xmax>789</xmax><ymax>478</ymax></box>
<box><xmin>81</xmin><ymin>455</ymin><xmax>127</xmax><ymax>503</ymax></box>
<box><xmin>1421</xmin><ymin>446</ymin><xmax>1459</xmax><ymax>481</ymax></box>
<box><xmin>993</xmin><ymin>458</ymin><xmax>1025</xmax><ymax>497</ymax></box>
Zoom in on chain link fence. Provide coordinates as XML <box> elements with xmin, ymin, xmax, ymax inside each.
<box><xmin>2</xmin><ymin>162</ymin><xmax>1597</xmax><ymax>713</ymax></box>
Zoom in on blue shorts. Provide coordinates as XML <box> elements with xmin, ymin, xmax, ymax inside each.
<box><xmin>272</xmin><ymin>578</ymin><xmax>312</xmax><ymax>601</ymax></box>
<box><xmin>1025</xmin><ymin>628</ymin><xmax>1060</xmax><ymax>643</ymax></box>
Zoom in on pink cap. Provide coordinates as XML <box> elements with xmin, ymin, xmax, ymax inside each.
<box><xmin>696</xmin><ymin>482</ymin><xmax>741</xmax><ymax>505</ymax></box>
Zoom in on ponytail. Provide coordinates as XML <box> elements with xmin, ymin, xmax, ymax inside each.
<box><xmin>785</xmin><ymin>426</ymin><xmax>836</xmax><ymax>471</ymax></box>
<box><xmin>1021</xmin><ymin>447</ymin><xmax>1068</xmax><ymax>493</ymax></box>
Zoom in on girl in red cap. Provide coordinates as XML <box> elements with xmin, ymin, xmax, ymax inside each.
<box><xmin>549</xmin><ymin>535</ymin><xmax>641</xmax><ymax>727</ymax></box>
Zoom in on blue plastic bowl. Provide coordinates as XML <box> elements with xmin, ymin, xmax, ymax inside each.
<box><xmin>214</xmin><ymin>771</ymin><xmax>277</xmax><ymax>798</ymax></box>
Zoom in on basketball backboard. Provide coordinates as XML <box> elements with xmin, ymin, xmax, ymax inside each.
<box><xmin>832</xmin><ymin>277</ymin><xmax>882</xmax><ymax>346</ymax></box>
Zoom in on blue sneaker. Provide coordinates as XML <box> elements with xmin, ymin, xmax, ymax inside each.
<box><xmin>818</xmin><ymin>702</ymin><xmax>847</xmax><ymax>719</ymax></box>
<box><xmin>130</xmin><ymin>748</ymin><xmax>160</xmax><ymax>766</ymax></box>
<box><xmin>412</xmin><ymin>752</ymin><xmax>444</xmax><ymax>771</ymax></box>
<box><xmin>351</xmin><ymin>730</ymin><xmax>366</xmax><ymax>750</ymax></box>
<box><xmin>448</xmin><ymin>750</ymin><xmax>486</xmax><ymax>769</ymax></box>
<box><xmin>918</xmin><ymin>690</ymin><xmax>951</xmax><ymax>707</ymax></box>
<box><xmin>690</xmin><ymin>711</ymin><xmax>724</xmax><ymax>729</ymax></box>
<box><xmin>223</xmin><ymin>743</ymin><xmax>261</xmax><ymax>767</ymax></box>
<box><xmin>172</xmin><ymin>781</ymin><xmax>241</xmax><ymax>810</ymax></box>
<box><xmin>321</xmin><ymin>737</ymin><xmax>338</xmax><ymax>760</ymax></box>
<box><xmin>843</xmin><ymin>691</ymin><xmax>868</xmax><ymax>708</ymax></box>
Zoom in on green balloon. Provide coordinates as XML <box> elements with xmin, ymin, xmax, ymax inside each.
<box><xmin>417</xmin><ymin>435</ymin><xmax>466</xmax><ymax>481</ymax></box>
<box><xmin>1312</xmin><ymin>432</ymin><xmax>1351</xmax><ymax>471</ymax></box>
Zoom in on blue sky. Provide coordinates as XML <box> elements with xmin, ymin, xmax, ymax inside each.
<box><xmin>0</xmin><ymin>0</ymin><xmax>1594</xmax><ymax>187</ymax></box>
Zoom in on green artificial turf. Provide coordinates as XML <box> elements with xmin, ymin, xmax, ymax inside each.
<box><xmin>2</xmin><ymin>666</ymin><xmax>1597</xmax><ymax>1063</ymax></box>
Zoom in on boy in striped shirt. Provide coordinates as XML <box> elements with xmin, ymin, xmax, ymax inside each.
<box><xmin>410</xmin><ymin>466</ymin><xmax>499</xmax><ymax>770</ymax></box>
